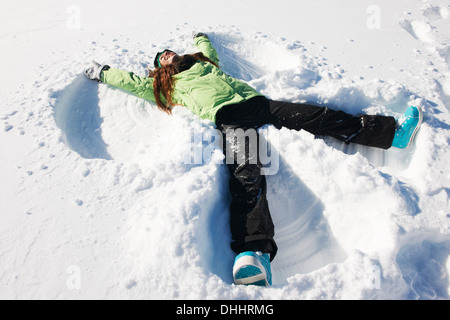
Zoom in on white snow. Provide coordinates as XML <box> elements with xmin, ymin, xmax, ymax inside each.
<box><xmin>1</xmin><ymin>0</ymin><xmax>450</xmax><ymax>300</ymax></box>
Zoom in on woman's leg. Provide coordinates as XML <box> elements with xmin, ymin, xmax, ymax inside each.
<box><xmin>267</xmin><ymin>100</ymin><xmax>396</xmax><ymax>149</ymax></box>
<box><xmin>216</xmin><ymin>97</ymin><xmax>278</xmax><ymax>261</ymax></box>
<box><xmin>216</xmin><ymin>97</ymin><xmax>396</xmax><ymax>262</ymax></box>
<box><xmin>220</xmin><ymin>124</ymin><xmax>278</xmax><ymax>261</ymax></box>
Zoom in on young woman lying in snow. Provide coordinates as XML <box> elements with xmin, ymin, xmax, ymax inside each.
<box><xmin>85</xmin><ymin>32</ymin><xmax>422</xmax><ymax>287</ymax></box>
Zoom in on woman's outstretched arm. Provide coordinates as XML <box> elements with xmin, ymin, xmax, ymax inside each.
<box><xmin>193</xmin><ymin>33</ymin><xmax>220</xmax><ymax>67</ymax></box>
<box><xmin>101</xmin><ymin>68</ymin><xmax>157</xmax><ymax>103</ymax></box>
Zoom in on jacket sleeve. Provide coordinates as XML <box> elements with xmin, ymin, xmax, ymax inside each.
<box><xmin>101</xmin><ymin>68</ymin><xmax>157</xmax><ymax>102</ymax></box>
<box><xmin>194</xmin><ymin>35</ymin><xmax>220</xmax><ymax>67</ymax></box>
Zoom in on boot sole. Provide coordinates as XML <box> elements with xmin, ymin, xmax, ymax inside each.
<box><xmin>406</xmin><ymin>106</ymin><xmax>423</xmax><ymax>148</ymax></box>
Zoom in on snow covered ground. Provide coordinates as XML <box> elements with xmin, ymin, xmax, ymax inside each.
<box><xmin>1</xmin><ymin>0</ymin><xmax>450</xmax><ymax>300</ymax></box>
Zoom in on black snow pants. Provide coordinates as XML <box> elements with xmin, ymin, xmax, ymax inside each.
<box><xmin>215</xmin><ymin>96</ymin><xmax>396</xmax><ymax>261</ymax></box>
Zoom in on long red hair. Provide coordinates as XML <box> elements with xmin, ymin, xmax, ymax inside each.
<box><xmin>148</xmin><ymin>52</ymin><xmax>219</xmax><ymax>114</ymax></box>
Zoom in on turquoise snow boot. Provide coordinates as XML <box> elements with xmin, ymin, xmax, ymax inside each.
<box><xmin>391</xmin><ymin>106</ymin><xmax>423</xmax><ymax>149</ymax></box>
<box><xmin>233</xmin><ymin>251</ymin><xmax>272</xmax><ymax>286</ymax></box>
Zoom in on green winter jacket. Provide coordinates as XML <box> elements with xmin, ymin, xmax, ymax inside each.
<box><xmin>101</xmin><ymin>35</ymin><xmax>263</xmax><ymax>123</ymax></box>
